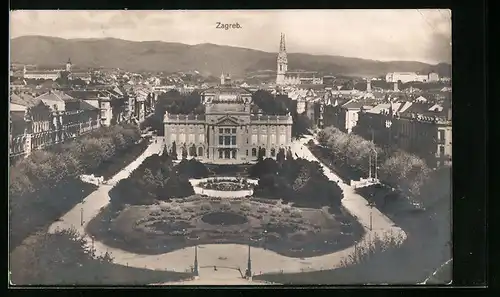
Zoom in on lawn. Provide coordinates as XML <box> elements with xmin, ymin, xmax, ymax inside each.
<box><xmin>91</xmin><ymin>139</ymin><xmax>149</xmax><ymax>179</ymax></box>
<box><xmin>86</xmin><ymin>196</ymin><xmax>364</xmax><ymax>258</ymax></box>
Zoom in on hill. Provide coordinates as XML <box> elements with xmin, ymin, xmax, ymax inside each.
<box><xmin>11</xmin><ymin>36</ymin><xmax>451</xmax><ymax>78</ymax></box>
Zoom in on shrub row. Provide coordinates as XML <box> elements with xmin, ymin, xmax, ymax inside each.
<box><xmin>9</xmin><ymin>124</ymin><xmax>143</xmax><ymax>250</ymax></box>
<box><xmin>110</xmin><ymin>153</ymin><xmax>210</xmax><ymax>207</ymax></box>
<box><xmin>250</xmin><ymin>157</ymin><xmax>344</xmax><ymax>210</ymax></box>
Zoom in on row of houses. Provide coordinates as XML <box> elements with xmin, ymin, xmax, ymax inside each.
<box><xmin>277</xmin><ymin>85</ymin><xmax>451</xmax><ymax>168</ymax></box>
<box><xmin>9</xmin><ymin>85</ymin><xmax>157</xmax><ymax>162</ymax></box>
<box><xmin>321</xmin><ymin>96</ymin><xmax>452</xmax><ymax>168</ymax></box>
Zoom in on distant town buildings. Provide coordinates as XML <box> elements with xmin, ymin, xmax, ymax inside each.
<box><xmin>385</xmin><ymin>72</ymin><xmax>441</xmax><ymax>83</ymax></box>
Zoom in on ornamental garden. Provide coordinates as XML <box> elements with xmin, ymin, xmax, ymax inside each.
<box><xmin>86</xmin><ymin>147</ymin><xmax>364</xmax><ymax>258</ymax></box>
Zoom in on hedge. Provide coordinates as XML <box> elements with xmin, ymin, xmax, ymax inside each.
<box><xmin>9</xmin><ymin>124</ymin><xmax>142</xmax><ymax>250</ymax></box>
<box><xmin>10</xmin><ymin>228</ymin><xmax>193</xmax><ymax>285</ymax></box>
<box><xmin>251</xmin><ymin>157</ymin><xmax>344</xmax><ymax>210</ymax></box>
<box><xmin>109</xmin><ymin>153</ymin><xmax>210</xmax><ymax>207</ymax></box>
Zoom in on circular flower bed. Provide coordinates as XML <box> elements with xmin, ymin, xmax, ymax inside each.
<box><xmin>198</xmin><ymin>178</ymin><xmax>254</xmax><ymax>191</ymax></box>
<box><xmin>201</xmin><ymin>212</ymin><xmax>248</xmax><ymax>225</ymax></box>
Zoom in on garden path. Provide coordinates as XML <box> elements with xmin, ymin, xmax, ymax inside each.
<box><xmin>48</xmin><ymin>135</ymin><xmax>406</xmax><ymax>284</ymax></box>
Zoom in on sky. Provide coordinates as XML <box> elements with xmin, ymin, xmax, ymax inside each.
<box><xmin>10</xmin><ymin>10</ymin><xmax>452</xmax><ymax>64</ymax></box>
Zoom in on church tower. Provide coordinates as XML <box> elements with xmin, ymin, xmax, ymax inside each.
<box><xmin>276</xmin><ymin>33</ymin><xmax>288</xmax><ymax>86</ymax></box>
<box><xmin>66</xmin><ymin>58</ymin><xmax>72</xmax><ymax>72</ymax></box>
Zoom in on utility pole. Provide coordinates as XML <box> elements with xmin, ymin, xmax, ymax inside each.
<box><xmin>246</xmin><ymin>244</ymin><xmax>252</xmax><ymax>280</ymax></box>
<box><xmin>374</xmin><ymin>149</ymin><xmax>378</xmax><ymax>180</ymax></box>
<box><xmin>193</xmin><ymin>245</ymin><xmax>199</xmax><ymax>279</ymax></box>
<box><xmin>80</xmin><ymin>207</ymin><xmax>84</xmax><ymax>226</ymax></box>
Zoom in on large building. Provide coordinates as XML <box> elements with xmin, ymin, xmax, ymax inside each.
<box><xmin>164</xmin><ymin>74</ymin><xmax>293</xmax><ymax>164</ymax></box>
<box><xmin>276</xmin><ymin>34</ymin><xmax>323</xmax><ymax>86</ymax></box>
<box><xmin>22</xmin><ymin>58</ymin><xmax>91</xmax><ymax>83</ymax></box>
<box><xmin>385</xmin><ymin>72</ymin><xmax>441</xmax><ymax>83</ymax></box>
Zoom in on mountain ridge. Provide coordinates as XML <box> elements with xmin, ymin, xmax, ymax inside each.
<box><xmin>10</xmin><ymin>35</ymin><xmax>451</xmax><ymax>78</ymax></box>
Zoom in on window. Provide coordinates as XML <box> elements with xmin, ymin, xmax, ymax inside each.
<box><xmin>252</xmin><ymin>148</ymin><xmax>257</xmax><ymax>156</ymax></box>
<box><xmin>279</xmin><ymin>135</ymin><xmax>286</xmax><ymax>145</ymax></box>
<box><xmin>231</xmin><ymin>136</ymin><xmax>236</xmax><ymax>145</ymax></box>
<box><xmin>439</xmin><ymin>145</ymin><xmax>445</xmax><ymax>156</ymax></box>
<box><xmin>224</xmin><ymin>136</ymin><xmax>231</xmax><ymax>145</ymax></box>
<box><xmin>219</xmin><ymin>149</ymin><xmax>223</xmax><ymax>158</ymax></box>
<box><xmin>224</xmin><ymin>128</ymin><xmax>231</xmax><ymax>134</ymax></box>
<box><xmin>219</xmin><ymin>128</ymin><xmax>223</xmax><ymax>133</ymax></box>
<box><xmin>198</xmin><ymin>147</ymin><xmax>203</xmax><ymax>157</ymax></box>
<box><xmin>224</xmin><ymin>149</ymin><xmax>230</xmax><ymax>159</ymax></box>
<box><xmin>219</xmin><ymin>136</ymin><xmax>223</xmax><ymax>145</ymax></box>
<box><xmin>232</xmin><ymin>128</ymin><xmax>237</xmax><ymax>134</ymax></box>
<box><xmin>438</xmin><ymin>130</ymin><xmax>445</xmax><ymax>141</ymax></box>
<box><xmin>232</xmin><ymin>149</ymin><xmax>236</xmax><ymax>159</ymax></box>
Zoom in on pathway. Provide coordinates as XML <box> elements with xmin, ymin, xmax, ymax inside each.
<box><xmin>47</xmin><ymin>135</ymin><xmax>405</xmax><ymax>284</ymax></box>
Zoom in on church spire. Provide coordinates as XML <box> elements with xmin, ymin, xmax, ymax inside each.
<box><xmin>279</xmin><ymin>33</ymin><xmax>286</xmax><ymax>52</ymax></box>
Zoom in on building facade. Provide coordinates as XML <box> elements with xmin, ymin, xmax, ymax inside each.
<box><xmin>9</xmin><ymin>91</ymin><xmax>100</xmax><ymax>161</ymax></box>
<box><xmin>164</xmin><ymin>75</ymin><xmax>293</xmax><ymax>164</ymax></box>
<box><xmin>354</xmin><ymin>100</ymin><xmax>452</xmax><ymax>167</ymax></box>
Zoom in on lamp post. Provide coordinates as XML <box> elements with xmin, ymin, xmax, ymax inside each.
<box><xmin>80</xmin><ymin>207</ymin><xmax>84</xmax><ymax>226</ymax></box>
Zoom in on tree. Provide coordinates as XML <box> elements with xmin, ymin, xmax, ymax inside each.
<box><xmin>285</xmin><ymin>148</ymin><xmax>294</xmax><ymax>160</ymax></box>
<box><xmin>11</xmin><ymin>228</ymin><xmax>114</xmax><ymax>285</ymax></box>
<box><xmin>170</xmin><ymin>141</ymin><xmax>178</xmax><ymax>160</ymax></box>
<box><xmin>181</xmin><ymin>146</ymin><xmax>188</xmax><ymax>159</ymax></box>
<box><xmin>190</xmin><ymin>144</ymin><xmax>197</xmax><ymax>157</ymax></box>
<box><xmin>257</xmin><ymin>146</ymin><xmax>264</xmax><ymax>161</ymax></box>
<box><xmin>379</xmin><ymin>151</ymin><xmax>430</xmax><ymax>204</ymax></box>
<box><xmin>276</xmin><ymin>148</ymin><xmax>286</xmax><ymax>164</ymax></box>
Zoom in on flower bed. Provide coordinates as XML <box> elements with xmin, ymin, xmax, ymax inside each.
<box><xmin>198</xmin><ymin>177</ymin><xmax>254</xmax><ymax>191</ymax></box>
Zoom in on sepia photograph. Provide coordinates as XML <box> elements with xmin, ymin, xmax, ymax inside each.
<box><xmin>9</xmin><ymin>9</ymin><xmax>452</xmax><ymax>286</ymax></box>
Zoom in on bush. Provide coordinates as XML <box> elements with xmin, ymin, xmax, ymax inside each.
<box><xmin>176</xmin><ymin>158</ymin><xmax>210</xmax><ymax>179</ymax></box>
<box><xmin>109</xmin><ymin>153</ymin><xmax>197</xmax><ymax>207</ymax></box>
<box><xmin>339</xmin><ymin>231</ymin><xmax>405</xmax><ymax>268</ymax></box>
<box><xmin>251</xmin><ymin>157</ymin><xmax>344</xmax><ymax>209</ymax></box>
<box><xmin>10</xmin><ymin>229</ymin><xmax>192</xmax><ymax>285</ymax></box>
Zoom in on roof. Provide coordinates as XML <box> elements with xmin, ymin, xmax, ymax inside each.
<box><xmin>24</xmin><ymin>70</ymin><xmax>60</xmax><ymax>75</ymax></box>
<box><xmin>79</xmin><ymin>100</ymin><xmax>99</xmax><ymax>110</ymax></box>
<box><xmin>10</xmin><ymin>92</ymin><xmax>40</xmax><ymax>107</ymax></box>
<box><xmin>342</xmin><ymin>98</ymin><xmax>378</xmax><ymax>110</ymax></box>
<box><xmin>10</xmin><ymin>102</ymin><xmax>27</xmax><ymax>112</ymax></box>
<box><xmin>67</xmin><ymin>90</ymin><xmax>103</xmax><ymax>100</ymax></box>
<box><xmin>36</xmin><ymin>90</ymin><xmax>78</xmax><ymax>103</ymax></box>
